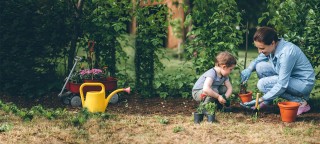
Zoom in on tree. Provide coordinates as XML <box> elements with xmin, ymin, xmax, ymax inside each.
<box><xmin>0</xmin><ymin>0</ymin><xmax>71</xmax><ymax>97</ymax></box>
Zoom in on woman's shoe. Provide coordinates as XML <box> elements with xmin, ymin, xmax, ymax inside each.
<box><xmin>297</xmin><ymin>104</ymin><xmax>311</xmax><ymax>115</ymax></box>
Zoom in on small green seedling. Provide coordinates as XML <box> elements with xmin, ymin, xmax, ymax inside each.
<box><xmin>173</xmin><ymin>126</ymin><xmax>183</xmax><ymax>133</ymax></box>
<box><xmin>205</xmin><ymin>102</ymin><xmax>217</xmax><ymax>115</ymax></box>
<box><xmin>197</xmin><ymin>102</ymin><xmax>205</xmax><ymax>114</ymax></box>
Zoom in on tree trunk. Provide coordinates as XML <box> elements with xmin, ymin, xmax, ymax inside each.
<box><xmin>67</xmin><ymin>0</ymin><xmax>84</xmax><ymax>72</ymax></box>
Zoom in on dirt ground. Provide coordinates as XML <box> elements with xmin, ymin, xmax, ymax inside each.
<box><xmin>1</xmin><ymin>92</ymin><xmax>320</xmax><ymax>123</ymax></box>
<box><xmin>1</xmin><ymin>93</ymin><xmax>320</xmax><ymax>143</ymax></box>
<box><xmin>108</xmin><ymin>94</ymin><xmax>320</xmax><ymax>124</ymax></box>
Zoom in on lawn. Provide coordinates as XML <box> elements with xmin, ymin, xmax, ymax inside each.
<box><xmin>1</xmin><ymin>106</ymin><xmax>319</xmax><ymax>143</ymax></box>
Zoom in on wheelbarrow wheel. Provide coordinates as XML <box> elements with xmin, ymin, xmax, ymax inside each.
<box><xmin>70</xmin><ymin>95</ymin><xmax>82</xmax><ymax>107</ymax></box>
<box><xmin>62</xmin><ymin>96</ymin><xmax>71</xmax><ymax>105</ymax></box>
<box><xmin>109</xmin><ymin>94</ymin><xmax>119</xmax><ymax>104</ymax></box>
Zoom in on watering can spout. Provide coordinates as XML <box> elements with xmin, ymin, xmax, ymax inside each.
<box><xmin>105</xmin><ymin>87</ymin><xmax>131</xmax><ymax>109</ymax></box>
<box><xmin>123</xmin><ymin>87</ymin><xmax>131</xmax><ymax>94</ymax></box>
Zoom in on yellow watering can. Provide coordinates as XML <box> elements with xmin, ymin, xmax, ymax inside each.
<box><xmin>79</xmin><ymin>82</ymin><xmax>130</xmax><ymax>113</ymax></box>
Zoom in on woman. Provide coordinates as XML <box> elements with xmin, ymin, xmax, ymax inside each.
<box><xmin>240</xmin><ymin>26</ymin><xmax>315</xmax><ymax>115</ymax></box>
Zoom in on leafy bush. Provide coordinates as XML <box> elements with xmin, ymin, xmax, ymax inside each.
<box><xmin>134</xmin><ymin>4</ymin><xmax>168</xmax><ymax>97</ymax></box>
<box><xmin>0</xmin><ymin>0</ymin><xmax>70</xmax><ymax>97</ymax></box>
<box><xmin>184</xmin><ymin>0</ymin><xmax>243</xmax><ymax>73</ymax></box>
<box><xmin>154</xmin><ymin>66</ymin><xmax>197</xmax><ymax>98</ymax></box>
<box><xmin>86</xmin><ymin>0</ymin><xmax>132</xmax><ymax>76</ymax></box>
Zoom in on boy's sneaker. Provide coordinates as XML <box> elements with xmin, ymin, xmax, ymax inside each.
<box><xmin>297</xmin><ymin>104</ymin><xmax>311</xmax><ymax>115</ymax></box>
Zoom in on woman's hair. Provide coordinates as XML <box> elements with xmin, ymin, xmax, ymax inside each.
<box><xmin>253</xmin><ymin>26</ymin><xmax>279</xmax><ymax>45</ymax></box>
<box><xmin>214</xmin><ymin>51</ymin><xmax>237</xmax><ymax>67</ymax></box>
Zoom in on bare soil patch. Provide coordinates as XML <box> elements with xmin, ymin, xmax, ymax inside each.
<box><xmin>1</xmin><ymin>93</ymin><xmax>319</xmax><ymax>123</ymax></box>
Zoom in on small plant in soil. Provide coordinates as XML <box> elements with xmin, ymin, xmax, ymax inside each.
<box><xmin>273</xmin><ymin>97</ymin><xmax>287</xmax><ymax>105</ymax></box>
<box><xmin>205</xmin><ymin>102</ymin><xmax>217</xmax><ymax>115</ymax></box>
<box><xmin>0</xmin><ymin>123</ymin><xmax>13</xmax><ymax>132</ymax></box>
<box><xmin>240</xmin><ymin>40</ymin><xmax>249</xmax><ymax>95</ymax></box>
<box><xmin>194</xmin><ymin>102</ymin><xmax>205</xmax><ymax>124</ymax></box>
<box><xmin>173</xmin><ymin>126</ymin><xmax>184</xmax><ymax>133</ymax></box>
<box><xmin>159</xmin><ymin>118</ymin><xmax>169</xmax><ymax>125</ymax></box>
<box><xmin>205</xmin><ymin>102</ymin><xmax>217</xmax><ymax>123</ymax></box>
<box><xmin>196</xmin><ymin>102</ymin><xmax>205</xmax><ymax>114</ymax></box>
<box><xmin>238</xmin><ymin>81</ymin><xmax>252</xmax><ymax>103</ymax></box>
<box><xmin>239</xmin><ymin>83</ymin><xmax>248</xmax><ymax>94</ymax></box>
<box><xmin>251</xmin><ymin>112</ymin><xmax>258</xmax><ymax>122</ymax></box>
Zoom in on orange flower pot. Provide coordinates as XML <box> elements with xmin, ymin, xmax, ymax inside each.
<box><xmin>238</xmin><ymin>91</ymin><xmax>252</xmax><ymax>103</ymax></box>
<box><xmin>278</xmin><ymin>102</ymin><xmax>300</xmax><ymax>122</ymax></box>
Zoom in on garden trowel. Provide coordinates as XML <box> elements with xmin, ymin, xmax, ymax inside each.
<box><xmin>253</xmin><ymin>93</ymin><xmax>260</xmax><ymax>116</ymax></box>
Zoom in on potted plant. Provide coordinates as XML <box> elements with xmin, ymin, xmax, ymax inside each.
<box><xmin>272</xmin><ymin>97</ymin><xmax>287</xmax><ymax>113</ymax></box>
<box><xmin>238</xmin><ymin>29</ymin><xmax>253</xmax><ymax>103</ymax></box>
<box><xmin>238</xmin><ymin>83</ymin><xmax>252</xmax><ymax>103</ymax></box>
<box><xmin>194</xmin><ymin>102</ymin><xmax>205</xmax><ymax>124</ymax></box>
<box><xmin>205</xmin><ymin>102</ymin><xmax>217</xmax><ymax>123</ymax></box>
<box><xmin>70</xmin><ymin>71</ymin><xmax>83</xmax><ymax>83</ymax></box>
<box><xmin>80</xmin><ymin>68</ymin><xmax>105</xmax><ymax>82</ymax></box>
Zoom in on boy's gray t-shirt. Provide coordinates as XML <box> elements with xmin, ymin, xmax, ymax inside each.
<box><xmin>192</xmin><ymin>68</ymin><xmax>229</xmax><ymax>90</ymax></box>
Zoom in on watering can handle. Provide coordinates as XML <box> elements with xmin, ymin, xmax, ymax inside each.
<box><xmin>79</xmin><ymin>82</ymin><xmax>105</xmax><ymax>105</ymax></box>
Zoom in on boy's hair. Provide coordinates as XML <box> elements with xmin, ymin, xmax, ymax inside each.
<box><xmin>214</xmin><ymin>51</ymin><xmax>237</xmax><ymax>67</ymax></box>
<box><xmin>253</xmin><ymin>26</ymin><xmax>279</xmax><ymax>45</ymax></box>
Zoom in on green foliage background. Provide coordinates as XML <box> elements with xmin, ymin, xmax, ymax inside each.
<box><xmin>85</xmin><ymin>0</ymin><xmax>132</xmax><ymax>76</ymax></box>
<box><xmin>0</xmin><ymin>0</ymin><xmax>319</xmax><ymax>99</ymax></box>
<box><xmin>153</xmin><ymin>0</ymin><xmax>244</xmax><ymax>99</ymax></box>
<box><xmin>184</xmin><ymin>0</ymin><xmax>243</xmax><ymax>73</ymax></box>
<box><xmin>134</xmin><ymin>4</ymin><xmax>168</xmax><ymax>97</ymax></box>
<box><xmin>0</xmin><ymin>0</ymin><xmax>71</xmax><ymax>97</ymax></box>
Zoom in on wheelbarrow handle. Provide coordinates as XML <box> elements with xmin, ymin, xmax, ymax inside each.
<box><xmin>74</xmin><ymin>56</ymin><xmax>82</xmax><ymax>61</ymax></box>
<box><xmin>58</xmin><ymin>56</ymin><xmax>82</xmax><ymax>97</ymax></box>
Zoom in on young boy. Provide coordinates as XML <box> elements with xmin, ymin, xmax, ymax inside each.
<box><xmin>192</xmin><ymin>51</ymin><xmax>237</xmax><ymax>109</ymax></box>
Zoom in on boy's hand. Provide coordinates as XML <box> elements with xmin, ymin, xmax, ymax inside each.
<box><xmin>217</xmin><ymin>95</ymin><xmax>226</xmax><ymax>104</ymax></box>
<box><xmin>221</xmin><ymin>94</ymin><xmax>230</xmax><ymax>107</ymax></box>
